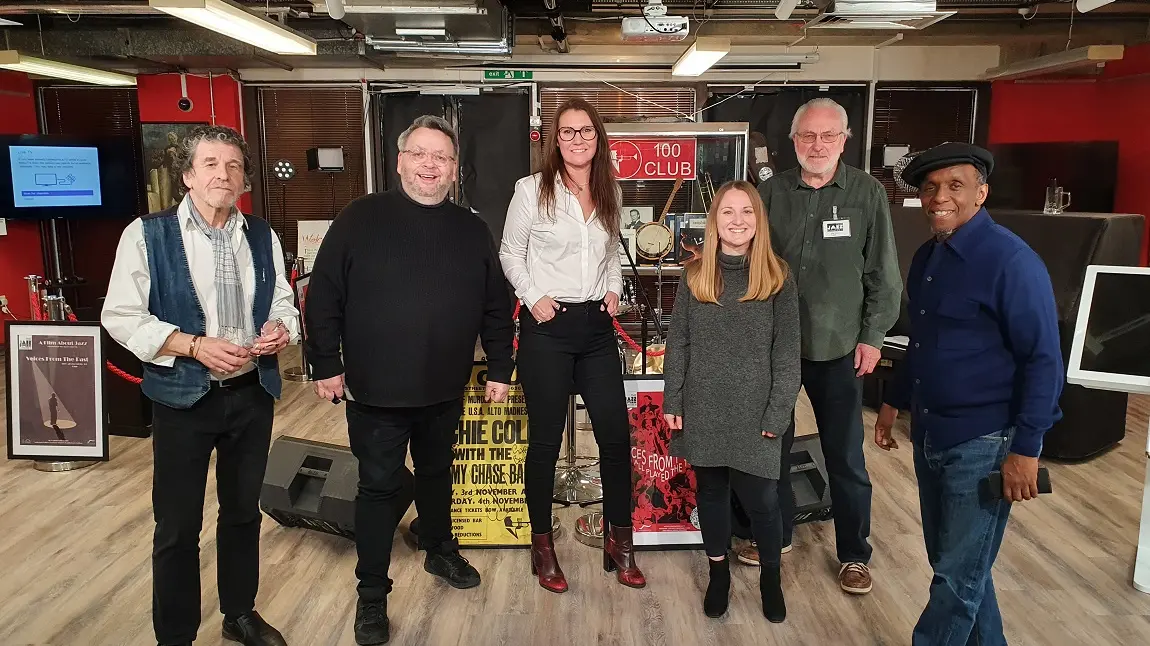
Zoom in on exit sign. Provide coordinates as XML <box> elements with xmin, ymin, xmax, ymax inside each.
<box><xmin>484</xmin><ymin>70</ymin><xmax>533</xmax><ymax>80</ymax></box>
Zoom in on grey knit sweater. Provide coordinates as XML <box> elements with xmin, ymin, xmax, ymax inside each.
<box><xmin>662</xmin><ymin>253</ymin><xmax>801</xmax><ymax>480</ymax></box>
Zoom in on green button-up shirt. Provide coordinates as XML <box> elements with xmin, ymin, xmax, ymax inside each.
<box><xmin>759</xmin><ymin>163</ymin><xmax>902</xmax><ymax>361</ymax></box>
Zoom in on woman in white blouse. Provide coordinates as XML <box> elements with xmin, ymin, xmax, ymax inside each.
<box><xmin>500</xmin><ymin>97</ymin><xmax>643</xmax><ymax>594</ymax></box>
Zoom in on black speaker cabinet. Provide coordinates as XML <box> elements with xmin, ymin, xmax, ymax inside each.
<box><xmin>790</xmin><ymin>434</ymin><xmax>832</xmax><ymax>524</ymax></box>
<box><xmin>260</xmin><ymin>435</ymin><xmax>413</xmax><ymax>540</ymax></box>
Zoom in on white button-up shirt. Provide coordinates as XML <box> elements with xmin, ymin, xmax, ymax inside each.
<box><xmin>101</xmin><ymin>197</ymin><xmax>300</xmax><ymax>379</ymax></box>
<box><xmin>499</xmin><ymin>173</ymin><xmax>623</xmax><ymax>308</ymax></box>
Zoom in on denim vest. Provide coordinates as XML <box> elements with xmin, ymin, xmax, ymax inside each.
<box><xmin>140</xmin><ymin>206</ymin><xmax>282</xmax><ymax>409</ymax></box>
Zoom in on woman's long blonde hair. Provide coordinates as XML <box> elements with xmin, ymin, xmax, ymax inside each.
<box><xmin>685</xmin><ymin>180</ymin><xmax>788</xmax><ymax>304</ymax></box>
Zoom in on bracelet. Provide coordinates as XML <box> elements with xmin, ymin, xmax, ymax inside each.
<box><xmin>190</xmin><ymin>335</ymin><xmax>202</xmax><ymax>358</ymax></box>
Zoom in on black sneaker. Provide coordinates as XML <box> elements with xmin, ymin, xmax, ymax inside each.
<box><xmin>221</xmin><ymin>611</ymin><xmax>287</xmax><ymax>646</ymax></box>
<box><xmin>354</xmin><ymin>599</ymin><xmax>389</xmax><ymax>645</ymax></box>
<box><xmin>425</xmin><ymin>550</ymin><xmax>481</xmax><ymax>589</ymax></box>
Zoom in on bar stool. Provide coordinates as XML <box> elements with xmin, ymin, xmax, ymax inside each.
<box><xmin>552</xmin><ymin>394</ymin><xmax>604</xmax><ymax>504</ymax></box>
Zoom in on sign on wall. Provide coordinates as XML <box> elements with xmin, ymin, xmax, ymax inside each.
<box><xmin>609</xmin><ymin>138</ymin><xmax>698</xmax><ymax>181</ymax></box>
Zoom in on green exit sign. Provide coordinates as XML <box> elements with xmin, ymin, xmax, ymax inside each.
<box><xmin>484</xmin><ymin>70</ymin><xmax>533</xmax><ymax>80</ymax></box>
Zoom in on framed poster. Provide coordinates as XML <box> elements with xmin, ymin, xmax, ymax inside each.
<box><xmin>5</xmin><ymin>321</ymin><xmax>108</xmax><ymax>461</ymax></box>
<box><xmin>141</xmin><ymin>123</ymin><xmax>205</xmax><ymax>213</ymax></box>
<box><xmin>621</xmin><ymin>205</ymin><xmax>654</xmax><ymax>232</ymax></box>
<box><xmin>625</xmin><ymin>376</ymin><xmax>702</xmax><ymax>548</ymax></box>
<box><xmin>452</xmin><ymin>362</ymin><xmax>530</xmax><ymax>547</ymax></box>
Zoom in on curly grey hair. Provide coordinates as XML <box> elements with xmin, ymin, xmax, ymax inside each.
<box><xmin>397</xmin><ymin>115</ymin><xmax>459</xmax><ymax>159</ymax></box>
<box><xmin>176</xmin><ymin>125</ymin><xmax>253</xmax><ymax>194</ymax></box>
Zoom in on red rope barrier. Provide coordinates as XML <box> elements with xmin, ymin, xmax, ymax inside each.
<box><xmin>106</xmin><ymin>360</ymin><xmax>143</xmax><ymax>385</ymax></box>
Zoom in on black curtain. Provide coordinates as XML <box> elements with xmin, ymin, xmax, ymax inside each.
<box><xmin>705</xmin><ymin>88</ymin><xmax>868</xmax><ymax>179</ymax></box>
<box><xmin>379</xmin><ymin>93</ymin><xmax>449</xmax><ymax>193</ymax></box>
<box><xmin>458</xmin><ymin>93</ymin><xmax>531</xmax><ymax>241</ymax></box>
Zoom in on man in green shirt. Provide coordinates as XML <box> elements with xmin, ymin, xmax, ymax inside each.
<box><xmin>742</xmin><ymin>98</ymin><xmax>901</xmax><ymax>596</ymax></box>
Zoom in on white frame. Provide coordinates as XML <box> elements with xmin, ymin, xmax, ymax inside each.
<box><xmin>1067</xmin><ymin>264</ymin><xmax>1150</xmax><ymax>396</ymax></box>
<box><xmin>5</xmin><ymin>321</ymin><xmax>108</xmax><ymax>461</ymax></box>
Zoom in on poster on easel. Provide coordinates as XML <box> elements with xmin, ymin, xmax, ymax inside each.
<box><xmin>625</xmin><ymin>377</ymin><xmax>702</xmax><ymax>548</ymax></box>
<box><xmin>5</xmin><ymin>321</ymin><xmax>108</xmax><ymax>461</ymax></box>
<box><xmin>451</xmin><ymin>363</ymin><xmax>530</xmax><ymax>547</ymax></box>
<box><xmin>297</xmin><ymin>220</ymin><xmax>333</xmax><ymax>273</ymax></box>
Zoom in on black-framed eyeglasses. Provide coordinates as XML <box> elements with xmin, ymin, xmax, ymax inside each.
<box><xmin>558</xmin><ymin>126</ymin><xmax>597</xmax><ymax>142</ymax></box>
<box><xmin>795</xmin><ymin>131</ymin><xmax>844</xmax><ymax>144</ymax></box>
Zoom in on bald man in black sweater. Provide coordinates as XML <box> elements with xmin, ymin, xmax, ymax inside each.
<box><xmin>305</xmin><ymin>115</ymin><xmax>514</xmax><ymax>646</ymax></box>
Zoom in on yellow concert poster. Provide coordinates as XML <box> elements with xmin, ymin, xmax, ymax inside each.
<box><xmin>451</xmin><ymin>363</ymin><xmax>530</xmax><ymax>547</ymax></box>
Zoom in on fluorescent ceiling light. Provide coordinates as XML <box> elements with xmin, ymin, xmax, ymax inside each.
<box><xmin>775</xmin><ymin>0</ymin><xmax>799</xmax><ymax>19</ymax></box>
<box><xmin>316</xmin><ymin>2</ymin><xmax>487</xmax><ymax>15</ymax></box>
<box><xmin>0</xmin><ymin>18</ymin><xmax>24</xmax><ymax>26</ymax></box>
<box><xmin>1076</xmin><ymin>0</ymin><xmax>1116</xmax><ymax>11</ymax></box>
<box><xmin>396</xmin><ymin>28</ymin><xmax>448</xmax><ymax>37</ymax></box>
<box><xmin>672</xmin><ymin>37</ymin><xmax>730</xmax><ymax>77</ymax></box>
<box><xmin>0</xmin><ymin>50</ymin><xmax>136</xmax><ymax>86</ymax></box>
<box><xmin>149</xmin><ymin>0</ymin><xmax>317</xmax><ymax>56</ymax></box>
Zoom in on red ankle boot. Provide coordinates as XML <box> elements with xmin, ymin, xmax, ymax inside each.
<box><xmin>603</xmin><ymin>524</ymin><xmax>646</xmax><ymax>588</ymax></box>
<box><xmin>530</xmin><ymin>532</ymin><xmax>568</xmax><ymax>593</ymax></box>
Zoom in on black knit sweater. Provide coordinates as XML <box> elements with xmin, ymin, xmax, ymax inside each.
<box><xmin>305</xmin><ymin>189</ymin><xmax>515</xmax><ymax>408</ymax></box>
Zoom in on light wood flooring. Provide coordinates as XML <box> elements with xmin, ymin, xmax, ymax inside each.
<box><xmin>2</xmin><ymin>347</ymin><xmax>1149</xmax><ymax>645</ymax></box>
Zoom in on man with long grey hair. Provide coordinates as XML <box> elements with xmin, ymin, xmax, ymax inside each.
<box><xmin>749</xmin><ymin>98</ymin><xmax>901</xmax><ymax>596</ymax></box>
<box><xmin>103</xmin><ymin>125</ymin><xmax>298</xmax><ymax>646</ymax></box>
<box><xmin>306</xmin><ymin>115</ymin><xmax>514</xmax><ymax>645</ymax></box>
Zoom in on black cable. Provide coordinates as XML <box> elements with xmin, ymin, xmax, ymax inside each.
<box><xmin>618</xmin><ymin>232</ymin><xmax>665</xmax><ymax>339</ymax></box>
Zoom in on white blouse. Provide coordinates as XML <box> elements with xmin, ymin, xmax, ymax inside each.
<box><xmin>499</xmin><ymin>173</ymin><xmax>623</xmax><ymax>308</ymax></box>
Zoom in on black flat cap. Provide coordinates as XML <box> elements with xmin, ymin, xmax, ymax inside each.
<box><xmin>899</xmin><ymin>142</ymin><xmax>995</xmax><ymax>189</ymax></box>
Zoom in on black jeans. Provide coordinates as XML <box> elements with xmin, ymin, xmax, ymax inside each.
<box><xmin>779</xmin><ymin>352</ymin><xmax>872</xmax><ymax>564</ymax></box>
<box><xmin>696</xmin><ymin>466</ymin><xmax>782</xmax><ymax>566</ymax></box>
<box><xmin>151</xmin><ymin>378</ymin><xmax>274</xmax><ymax>645</ymax></box>
<box><xmin>346</xmin><ymin>398</ymin><xmax>462</xmax><ymax>602</ymax></box>
<box><xmin>517</xmin><ymin>301</ymin><xmax>632</xmax><ymax>533</ymax></box>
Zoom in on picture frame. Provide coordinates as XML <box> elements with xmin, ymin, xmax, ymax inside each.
<box><xmin>619</xmin><ymin>229</ymin><xmax>637</xmax><ymax>264</ymax></box>
<box><xmin>140</xmin><ymin>123</ymin><xmax>207</xmax><ymax>213</ymax></box>
<box><xmin>621</xmin><ymin>205</ymin><xmax>654</xmax><ymax>232</ymax></box>
<box><xmin>5</xmin><ymin>320</ymin><xmax>108</xmax><ymax>462</ymax></box>
<box><xmin>293</xmin><ymin>273</ymin><xmax>312</xmax><ymax>379</ymax></box>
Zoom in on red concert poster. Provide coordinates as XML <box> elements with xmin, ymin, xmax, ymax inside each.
<box><xmin>625</xmin><ymin>377</ymin><xmax>702</xmax><ymax>548</ymax></box>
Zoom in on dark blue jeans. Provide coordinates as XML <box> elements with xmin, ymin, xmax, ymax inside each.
<box><xmin>912</xmin><ymin>428</ymin><xmax>1014</xmax><ymax>646</ymax></box>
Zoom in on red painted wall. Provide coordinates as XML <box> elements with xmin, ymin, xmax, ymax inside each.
<box><xmin>988</xmin><ymin>44</ymin><xmax>1150</xmax><ymax>264</ymax></box>
<box><xmin>0</xmin><ymin>71</ymin><xmax>45</xmax><ymax>343</ymax></box>
<box><xmin>137</xmin><ymin>73</ymin><xmax>251</xmax><ymax>211</ymax></box>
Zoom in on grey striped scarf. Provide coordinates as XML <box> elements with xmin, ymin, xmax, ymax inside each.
<box><xmin>183</xmin><ymin>196</ymin><xmax>252</xmax><ymax>345</ymax></box>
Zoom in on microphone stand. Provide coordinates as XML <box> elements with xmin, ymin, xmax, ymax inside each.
<box><xmin>618</xmin><ymin>233</ymin><xmax>665</xmax><ymax>375</ymax></box>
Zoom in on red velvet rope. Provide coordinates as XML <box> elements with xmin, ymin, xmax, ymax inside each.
<box><xmin>106</xmin><ymin>360</ymin><xmax>143</xmax><ymax>385</ymax></box>
<box><xmin>512</xmin><ymin>300</ymin><xmax>665</xmax><ymax>357</ymax></box>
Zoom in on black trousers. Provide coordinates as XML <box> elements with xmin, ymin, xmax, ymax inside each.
<box><xmin>346</xmin><ymin>398</ymin><xmax>462</xmax><ymax>601</ymax></box>
<box><xmin>517</xmin><ymin>301</ymin><xmax>632</xmax><ymax>533</ymax></box>
<box><xmin>151</xmin><ymin>379</ymin><xmax>274</xmax><ymax>645</ymax></box>
<box><xmin>696</xmin><ymin>466</ymin><xmax>782</xmax><ymax>566</ymax></box>
<box><xmin>778</xmin><ymin>353</ymin><xmax>873</xmax><ymax>564</ymax></box>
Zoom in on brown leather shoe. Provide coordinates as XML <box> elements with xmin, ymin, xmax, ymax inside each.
<box><xmin>839</xmin><ymin>562</ymin><xmax>873</xmax><ymax>595</ymax></box>
<box><xmin>530</xmin><ymin>532</ymin><xmax>568</xmax><ymax>594</ymax></box>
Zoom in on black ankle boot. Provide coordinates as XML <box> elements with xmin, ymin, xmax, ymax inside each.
<box><xmin>761</xmin><ymin>565</ymin><xmax>786</xmax><ymax>623</ymax></box>
<box><xmin>703</xmin><ymin>558</ymin><xmax>731</xmax><ymax>618</ymax></box>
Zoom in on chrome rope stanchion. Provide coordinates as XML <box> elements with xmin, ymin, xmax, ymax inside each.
<box><xmin>552</xmin><ymin>393</ymin><xmax>604</xmax><ymax>505</ymax></box>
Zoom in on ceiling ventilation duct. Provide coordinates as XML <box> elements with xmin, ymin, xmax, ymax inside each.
<box><xmin>807</xmin><ymin>0</ymin><xmax>954</xmax><ymax>30</ymax></box>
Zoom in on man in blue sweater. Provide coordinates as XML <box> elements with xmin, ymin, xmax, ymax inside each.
<box><xmin>874</xmin><ymin>142</ymin><xmax>1063</xmax><ymax>646</ymax></box>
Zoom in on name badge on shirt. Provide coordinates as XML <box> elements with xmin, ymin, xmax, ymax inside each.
<box><xmin>822</xmin><ymin>219</ymin><xmax>851</xmax><ymax>239</ymax></box>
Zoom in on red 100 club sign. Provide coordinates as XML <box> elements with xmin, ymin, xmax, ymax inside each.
<box><xmin>609</xmin><ymin>138</ymin><xmax>698</xmax><ymax>181</ymax></box>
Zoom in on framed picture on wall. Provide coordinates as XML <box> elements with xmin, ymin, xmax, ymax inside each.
<box><xmin>141</xmin><ymin>123</ymin><xmax>206</xmax><ymax>213</ymax></box>
<box><xmin>5</xmin><ymin>321</ymin><xmax>108</xmax><ymax>462</ymax></box>
<box><xmin>621</xmin><ymin>205</ymin><xmax>654</xmax><ymax>232</ymax></box>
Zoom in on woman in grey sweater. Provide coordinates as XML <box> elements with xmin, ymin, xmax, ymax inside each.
<box><xmin>662</xmin><ymin>180</ymin><xmax>800</xmax><ymax>622</ymax></box>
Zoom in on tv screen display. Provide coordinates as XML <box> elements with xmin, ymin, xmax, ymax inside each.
<box><xmin>1067</xmin><ymin>265</ymin><xmax>1150</xmax><ymax>395</ymax></box>
<box><xmin>0</xmin><ymin>135</ymin><xmax>140</xmax><ymax>220</ymax></box>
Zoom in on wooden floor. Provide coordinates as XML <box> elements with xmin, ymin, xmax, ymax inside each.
<box><xmin>2</xmin><ymin>346</ymin><xmax>1150</xmax><ymax>645</ymax></box>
